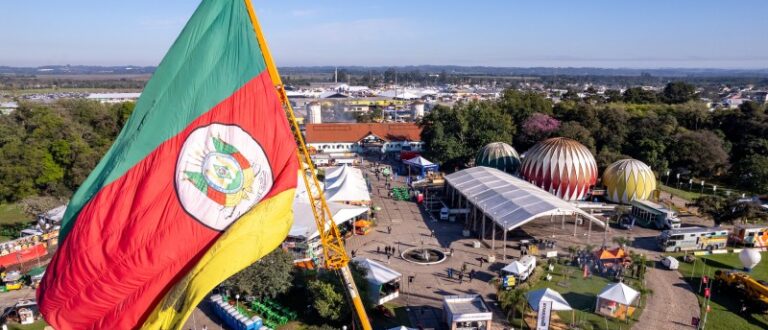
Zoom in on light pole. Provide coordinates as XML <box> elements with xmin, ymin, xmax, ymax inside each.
<box><xmin>700</xmin><ymin>180</ymin><xmax>705</xmax><ymax>194</ymax></box>
<box><xmin>676</xmin><ymin>173</ymin><xmax>681</xmax><ymax>188</ymax></box>
<box><xmin>665</xmin><ymin>170</ymin><xmax>671</xmax><ymax>186</ymax></box>
<box><xmin>235</xmin><ymin>294</ymin><xmax>240</xmax><ymax>311</ymax></box>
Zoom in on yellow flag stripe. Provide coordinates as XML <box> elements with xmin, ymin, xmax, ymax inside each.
<box><xmin>141</xmin><ymin>188</ymin><xmax>296</xmax><ymax>329</ymax></box>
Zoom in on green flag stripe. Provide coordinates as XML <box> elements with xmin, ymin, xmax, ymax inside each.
<box><xmin>60</xmin><ymin>0</ymin><xmax>268</xmax><ymax>240</ymax></box>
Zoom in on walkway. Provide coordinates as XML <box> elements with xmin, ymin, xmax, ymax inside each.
<box><xmin>632</xmin><ymin>262</ymin><xmax>700</xmax><ymax>330</ymax></box>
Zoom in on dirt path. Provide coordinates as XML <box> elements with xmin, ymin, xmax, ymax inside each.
<box><xmin>633</xmin><ymin>265</ymin><xmax>699</xmax><ymax>330</ymax></box>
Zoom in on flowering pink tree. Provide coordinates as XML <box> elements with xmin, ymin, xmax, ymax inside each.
<box><xmin>521</xmin><ymin>113</ymin><xmax>560</xmax><ymax>145</ymax></box>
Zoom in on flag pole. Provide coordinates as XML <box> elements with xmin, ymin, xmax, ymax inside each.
<box><xmin>242</xmin><ymin>2</ymin><xmax>372</xmax><ymax>330</ymax></box>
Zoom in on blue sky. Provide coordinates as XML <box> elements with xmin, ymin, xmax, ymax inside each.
<box><xmin>1</xmin><ymin>0</ymin><xmax>766</xmax><ymax>68</ymax></box>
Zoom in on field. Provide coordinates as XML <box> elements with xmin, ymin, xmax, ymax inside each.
<box><xmin>675</xmin><ymin>252</ymin><xmax>768</xmax><ymax>330</ymax></box>
<box><xmin>508</xmin><ymin>262</ymin><xmax>645</xmax><ymax>330</ymax></box>
<box><xmin>7</xmin><ymin>320</ymin><xmax>48</xmax><ymax>330</ymax></box>
<box><xmin>657</xmin><ymin>183</ymin><xmax>703</xmax><ymax>201</ymax></box>
<box><xmin>0</xmin><ymin>203</ymin><xmax>33</xmax><ymax>242</ymax></box>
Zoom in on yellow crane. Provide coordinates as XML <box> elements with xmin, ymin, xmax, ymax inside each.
<box><xmin>245</xmin><ymin>2</ymin><xmax>372</xmax><ymax>329</ymax></box>
<box><xmin>715</xmin><ymin>270</ymin><xmax>768</xmax><ymax>307</ymax></box>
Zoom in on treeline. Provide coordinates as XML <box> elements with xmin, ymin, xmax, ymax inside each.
<box><xmin>0</xmin><ymin>76</ymin><xmax>147</xmax><ymax>90</ymax></box>
<box><xmin>0</xmin><ymin>100</ymin><xmax>134</xmax><ymax>202</ymax></box>
<box><xmin>420</xmin><ymin>82</ymin><xmax>768</xmax><ymax>193</ymax></box>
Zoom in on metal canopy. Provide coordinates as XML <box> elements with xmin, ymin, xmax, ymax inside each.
<box><xmin>445</xmin><ymin>166</ymin><xmax>605</xmax><ymax>231</ymax></box>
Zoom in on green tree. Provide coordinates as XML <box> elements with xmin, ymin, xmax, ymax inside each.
<box><xmin>224</xmin><ymin>248</ymin><xmax>294</xmax><ymax>299</ymax></box>
<box><xmin>662</xmin><ymin>81</ymin><xmax>697</xmax><ymax>104</ymax></box>
<box><xmin>308</xmin><ymin>278</ymin><xmax>346</xmax><ymax>321</ymax></box>
<box><xmin>421</xmin><ymin>102</ymin><xmax>514</xmax><ymax>171</ymax></box>
<box><xmin>667</xmin><ymin>130</ymin><xmax>729</xmax><ymax>177</ymax></box>
<box><xmin>498</xmin><ymin>89</ymin><xmax>552</xmax><ymax>125</ymax></box>
<box><xmin>694</xmin><ymin>196</ymin><xmax>766</xmax><ymax>225</ymax></box>
<box><xmin>622</xmin><ymin>87</ymin><xmax>658</xmax><ymax>104</ymax></box>
<box><xmin>732</xmin><ymin>154</ymin><xmax>768</xmax><ymax>192</ymax></box>
<box><xmin>556</xmin><ymin>121</ymin><xmax>596</xmax><ymax>152</ymax></box>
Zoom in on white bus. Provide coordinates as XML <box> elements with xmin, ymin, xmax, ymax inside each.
<box><xmin>657</xmin><ymin>227</ymin><xmax>729</xmax><ymax>252</ymax></box>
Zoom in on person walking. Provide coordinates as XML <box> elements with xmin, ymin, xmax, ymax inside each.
<box><xmin>447</xmin><ymin>268</ymin><xmax>452</xmax><ymax>279</ymax></box>
<box><xmin>377</xmin><ymin>246</ymin><xmax>381</xmax><ymax>254</ymax></box>
<box><xmin>469</xmin><ymin>269</ymin><xmax>475</xmax><ymax>283</ymax></box>
<box><xmin>479</xmin><ymin>258</ymin><xmax>484</xmax><ymax>268</ymax></box>
<box><xmin>388</xmin><ymin>226</ymin><xmax>392</xmax><ymax>234</ymax></box>
<box><xmin>458</xmin><ymin>272</ymin><xmax>464</xmax><ymax>283</ymax></box>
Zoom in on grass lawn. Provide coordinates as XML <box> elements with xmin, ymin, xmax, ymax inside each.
<box><xmin>508</xmin><ymin>263</ymin><xmax>644</xmax><ymax>330</ymax></box>
<box><xmin>0</xmin><ymin>203</ymin><xmax>30</xmax><ymax>224</ymax></box>
<box><xmin>675</xmin><ymin>252</ymin><xmax>768</xmax><ymax>330</ymax></box>
<box><xmin>657</xmin><ymin>184</ymin><xmax>703</xmax><ymax>201</ymax></box>
<box><xmin>0</xmin><ymin>203</ymin><xmax>33</xmax><ymax>242</ymax></box>
<box><xmin>7</xmin><ymin>320</ymin><xmax>48</xmax><ymax>330</ymax></box>
<box><xmin>369</xmin><ymin>302</ymin><xmax>411</xmax><ymax>329</ymax></box>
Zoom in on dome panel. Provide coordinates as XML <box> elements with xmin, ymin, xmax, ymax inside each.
<box><xmin>475</xmin><ymin>142</ymin><xmax>521</xmax><ymax>175</ymax></box>
<box><xmin>520</xmin><ymin>137</ymin><xmax>597</xmax><ymax>201</ymax></box>
<box><xmin>602</xmin><ymin>159</ymin><xmax>656</xmax><ymax>204</ymax></box>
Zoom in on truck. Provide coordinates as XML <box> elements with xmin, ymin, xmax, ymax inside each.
<box><xmin>657</xmin><ymin>227</ymin><xmax>729</xmax><ymax>252</ymax></box>
<box><xmin>439</xmin><ymin>203</ymin><xmax>469</xmax><ymax>221</ymax></box>
<box><xmin>628</xmin><ymin>199</ymin><xmax>681</xmax><ymax>230</ymax></box>
<box><xmin>730</xmin><ymin>225</ymin><xmax>768</xmax><ymax>247</ymax></box>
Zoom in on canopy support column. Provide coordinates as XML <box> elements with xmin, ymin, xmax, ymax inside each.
<box><xmin>502</xmin><ymin>227</ymin><xmax>507</xmax><ymax>261</ymax></box>
<box><xmin>573</xmin><ymin>214</ymin><xmax>578</xmax><ymax>237</ymax></box>
<box><xmin>561</xmin><ymin>214</ymin><xmax>565</xmax><ymax>230</ymax></box>
<box><xmin>491</xmin><ymin>221</ymin><xmax>496</xmax><ymax>252</ymax></box>
<box><xmin>481</xmin><ymin>213</ymin><xmax>486</xmax><ymax>243</ymax></box>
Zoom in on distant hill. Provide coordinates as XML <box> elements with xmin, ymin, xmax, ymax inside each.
<box><xmin>2</xmin><ymin>65</ymin><xmax>767</xmax><ymax>78</ymax></box>
<box><xmin>0</xmin><ymin>65</ymin><xmax>155</xmax><ymax>75</ymax></box>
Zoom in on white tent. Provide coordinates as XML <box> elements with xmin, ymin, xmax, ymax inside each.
<box><xmin>354</xmin><ymin>257</ymin><xmax>403</xmax><ymax>305</ymax></box>
<box><xmin>662</xmin><ymin>256</ymin><xmax>679</xmax><ymax>270</ymax></box>
<box><xmin>354</xmin><ymin>257</ymin><xmax>402</xmax><ymax>286</ymax></box>
<box><xmin>444</xmin><ymin>166</ymin><xmax>605</xmax><ymax>231</ymax></box>
<box><xmin>501</xmin><ymin>255</ymin><xmax>536</xmax><ymax>280</ymax></box>
<box><xmin>404</xmin><ymin>156</ymin><xmax>436</xmax><ymax>167</ymax></box>
<box><xmin>597</xmin><ymin>282</ymin><xmax>639</xmax><ymax>306</ymax></box>
<box><xmin>527</xmin><ymin>288</ymin><xmax>572</xmax><ymax>311</ymax></box>
<box><xmin>502</xmin><ymin>261</ymin><xmax>524</xmax><ymax>274</ymax></box>
<box><xmin>40</xmin><ymin>205</ymin><xmax>67</xmax><ymax>223</ymax></box>
<box><xmin>290</xmin><ymin>201</ymin><xmax>368</xmax><ymax>239</ymax></box>
<box><xmin>324</xmin><ymin>166</ymin><xmax>370</xmax><ymax>203</ymax></box>
<box><xmin>290</xmin><ymin>170</ymin><xmax>368</xmax><ymax>239</ymax></box>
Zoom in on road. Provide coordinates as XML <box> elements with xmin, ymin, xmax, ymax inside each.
<box><xmin>632</xmin><ymin>262</ymin><xmax>700</xmax><ymax>330</ymax></box>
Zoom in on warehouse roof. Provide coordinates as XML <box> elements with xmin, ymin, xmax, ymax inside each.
<box><xmin>445</xmin><ymin>166</ymin><xmax>605</xmax><ymax>231</ymax></box>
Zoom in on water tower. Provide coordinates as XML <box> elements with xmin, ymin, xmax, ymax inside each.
<box><xmin>307</xmin><ymin>101</ymin><xmax>322</xmax><ymax>124</ymax></box>
<box><xmin>411</xmin><ymin>101</ymin><xmax>425</xmax><ymax>119</ymax></box>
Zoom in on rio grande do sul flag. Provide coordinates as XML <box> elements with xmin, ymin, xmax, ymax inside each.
<box><xmin>36</xmin><ymin>0</ymin><xmax>298</xmax><ymax>329</ymax></box>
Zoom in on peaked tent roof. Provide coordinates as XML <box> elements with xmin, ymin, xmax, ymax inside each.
<box><xmin>597</xmin><ymin>282</ymin><xmax>639</xmax><ymax>306</ymax></box>
<box><xmin>324</xmin><ymin>166</ymin><xmax>370</xmax><ymax>202</ymax></box>
<box><xmin>527</xmin><ymin>288</ymin><xmax>572</xmax><ymax>311</ymax></box>
<box><xmin>404</xmin><ymin>156</ymin><xmax>437</xmax><ymax>168</ymax></box>
<box><xmin>290</xmin><ymin>171</ymin><xmax>368</xmax><ymax>239</ymax></box>
<box><xmin>595</xmin><ymin>247</ymin><xmax>627</xmax><ymax>260</ymax></box>
<box><xmin>444</xmin><ymin>166</ymin><xmax>605</xmax><ymax>231</ymax></box>
<box><xmin>502</xmin><ymin>261</ymin><xmax>526</xmax><ymax>274</ymax></box>
<box><xmin>353</xmin><ymin>257</ymin><xmax>402</xmax><ymax>286</ymax></box>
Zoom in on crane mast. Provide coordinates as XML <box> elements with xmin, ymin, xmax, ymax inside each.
<box><xmin>244</xmin><ymin>2</ymin><xmax>372</xmax><ymax>329</ymax></box>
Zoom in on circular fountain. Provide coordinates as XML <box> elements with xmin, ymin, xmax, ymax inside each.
<box><xmin>401</xmin><ymin>246</ymin><xmax>447</xmax><ymax>265</ymax></box>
